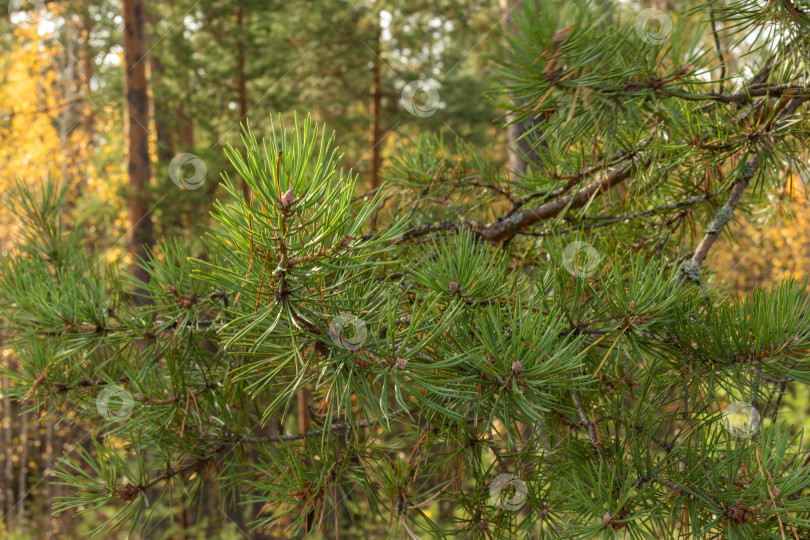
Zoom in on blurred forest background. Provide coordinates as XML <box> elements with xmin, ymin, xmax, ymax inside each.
<box><xmin>0</xmin><ymin>0</ymin><xmax>809</xmax><ymax>538</ymax></box>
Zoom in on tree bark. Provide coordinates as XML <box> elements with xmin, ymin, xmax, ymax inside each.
<box><xmin>45</xmin><ymin>420</ymin><xmax>56</xmax><ymax>535</ymax></box>
<box><xmin>59</xmin><ymin>26</ymin><xmax>77</xmax><ymax>216</ymax></box>
<box><xmin>370</xmin><ymin>24</ymin><xmax>383</xmax><ymax>193</ymax></box>
<box><xmin>2</xmin><ymin>356</ymin><xmax>14</xmax><ymax>531</ymax></box>
<box><xmin>123</xmin><ymin>0</ymin><xmax>155</xmax><ymax>288</ymax></box>
<box><xmin>150</xmin><ymin>57</ymin><xmax>175</xmax><ymax>163</ymax></box>
<box><xmin>82</xmin><ymin>10</ymin><xmax>95</xmax><ymax>146</ymax></box>
<box><xmin>297</xmin><ymin>387</ymin><xmax>310</xmax><ymax>434</ymax></box>
<box><xmin>482</xmin><ymin>162</ymin><xmax>638</xmax><ymax>243</ymax></box>
<box><xmin>178</xmin><ymin>101</ymin><xmax>196</xmax><ymax>149</ymax></box>
<box><xmin>16</xmin><ymin>410</ymin><xmax>29</xmax><ymax>532</ymax></box>
<box><xmin>236</xmin><ymin>4</ymin><xmax>251</xmax><ymax>200</ymax></box>
<box><xmin>499</xmin><ymin>0</ymin><xmax>537</xmax><ymax>179</ymax></box>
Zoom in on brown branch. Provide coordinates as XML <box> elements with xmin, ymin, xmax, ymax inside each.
<box><xmin>681</xmin><ymin>95</ymin><xmax>809</xmax><ymax>284</ymax></box>
<box><xmin>683</xmin><ymin>156</ymin><xmax>759</xmax><ymax>283</ymax></box>
<box><xmin>504</xmin><ymin>149</ymin><xmax>638</xmax><ymax>219</ymax></box>
<box><xmin>708</xmin><ymin>6</ymin><xmax>726</xmax><ymax>94</ymax></box>
<box><xmin>116</xmin><ymin>408</ymin><xmax>415</xmax><ymax>502</ymax></box>
<box><xmin>482</xmin><ymin>161</ymin><xmax>642</xmax><ymax>243</ymax></box>
<box><xmin>116</xmin><ymin>445</ymin><xmax>227</xmax><ymax>501</ymax></box>
<box><xmin>393</xmin><ymin>222</ymin><xmax>461</xmax><ymax>244</ymax></box>
<box><xmin>517</xmin><ymin>190</ymin><xmax>723</xmax><ymax>238</ymax></box>
<box><xmin>570</xmin><ymin>387</ymin><xmax>602</xmax><ymax>459</ymax></box>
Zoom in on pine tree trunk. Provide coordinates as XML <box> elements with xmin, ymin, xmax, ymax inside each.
<box><xmin>221</xmin><ymin>487</ymin><xmax>246</xmax><ymax>536</ymax></box>
<box><xmin>123</xmin><ymin>0</ymin><xmax>155</xmax><ymax>288</ymax></box>
<box><xmin>297</xmin><ymin>387</ymin><xmax>310</xmax><ymax>433</ymax></box>
<box><xmin>178</xmin><ymin>101</ymin><xmax>195</xmax><ymax>149</ymax></box>
<box><xmin>149</xmin><ymin>4</ymin><xmax>176</xmax><ymax>167</ymax></box>
<box><xmin>498</xmin><ymin>0</ymin><xmax>537</xmax><ymax>179</ymax></box>
<box><xmin>236</xmin><ymin>4</ymin><xmax>251</xmax><ymax>200</ymax></box>
<box><xmin>16</xmin><ymin>410</ymin><xmax>29</xmax><ymax>532</ymax></box>
<box><xmin>45</xmin><ymin>420</ymin><xmax>56</xmax><ymax>535</ymax></box>
<box><xmin>2</xmin><ymin>355</ymin><xmax>14</xmax><ymax>531</ymax></box>
<box><xmin>370</xmin><ymin>24</ymin><xmax>383</xmax><ymax>193</ymax></box>
<box><xmin>150</xmin><ymin>57</ymin><xmax>175</xmax><ymax>163</ymax></box>
<box><xmin>82</xmin><ymin>10</ymin><xmax>94</xmax><ymax>146</ymax></box>
<box><xmin>59</xmin><ymin>29</ymin><xmax>76</xmax><ymax>215</ymax></box>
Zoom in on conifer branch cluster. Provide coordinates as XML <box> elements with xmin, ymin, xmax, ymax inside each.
<box><xmin>3</xmin><ymin>1</ymin><xmax>810</xmax><ymax>537</ymax></box>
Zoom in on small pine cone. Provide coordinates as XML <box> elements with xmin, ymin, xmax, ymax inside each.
<box><xmin>117</xmin><ymin>483</ymin><xmax>141</xmax><ymax>502</ymax></box>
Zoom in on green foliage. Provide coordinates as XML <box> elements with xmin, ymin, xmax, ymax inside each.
<box><xmin>4</xmin><ymin>0</ymin><xmax>810</xmax><ymax>538</ymax></box>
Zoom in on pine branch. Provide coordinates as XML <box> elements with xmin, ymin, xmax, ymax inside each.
<box><xmin>483</xmin><ymin>161</ymin><xmax>643</xmax><ymax>243</ymax></box>
<box><xmin>680</xmin><ymin>157</ymin><xmax>760</xmax><ymax>285</ymax></box>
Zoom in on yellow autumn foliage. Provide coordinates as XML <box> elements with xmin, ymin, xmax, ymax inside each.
<box><xmin>711</xmin><ymin>172</ymin><xmax>810</xmax><ymax>293</ymax></box>
<box><xmin>1</xmin><ymin>18</ymin><xmax>128</xmax><ymax>255</ymax></box>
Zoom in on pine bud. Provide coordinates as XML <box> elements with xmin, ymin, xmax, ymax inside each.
<box><xmin>511</xmin><ymin>361</ymin><xmax>523</xmax><ymax>375</ymax></box>
<box><xmin>551</xmin><ymin>28</ymin><xmax>569</xmax><ymax>47</ymax></box>
<box><xmin>396</xmin><ymin>357</ymin><xmax>408</xmax><ymax>370</ymax></box>
<box><xmin>279</xmin><ymin>187</ymin><xmax>295</xmax><ymax>211</ymax></box>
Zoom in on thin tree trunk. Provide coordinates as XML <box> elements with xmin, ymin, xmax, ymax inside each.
<box><xmin>2</xmin><ymin>358</ymin><xmax>14</xmax><ymax>531</ymax></box>
<box><xmin>236</xmin><ymin>5</ymin><xmax>251</xmax><ymax>200</ymax></box>
<box><xmin>221</xmin><ymin>482</ymin><xmax>246</xmax><ymax>535</ymax></box>
<box><xmin>150</xmin><ymin>57</ymin><xmax>175</xmax><ymax>162</ymax></box>
<box><xmin>45</xmin><ymin>420</ymin><xmax>56</xmax><ymax>535</ymax></box>
<box><xmin>368</xmin><ymin>24</ymin><xmax>384</xmax><ymax>230</ymax></box>
<box><xmin>16</xmin><ymin>410</ymin><xmax>29</xmax><ymax>532</ymax></box>
<box><xmin>297</xmin><ymin>387</ymin><xmax>310</xmax><ymax>434</ymax></box>
<box><xmin>123</xmin><ymin>0</ymin><xmax>155</xmax><ymax>288</ymax></box>
<box><xmin>370</xmin><ymin>25</ymin><xmax>383</xmax><ymax>193</ymax></box>
<box><xmin>498</xmin><ymin>0</ymin><xmax>537</xmax><ymax>180</ymax></box>
<box><xmin>178</xmin><ymin>101</ymin><xmax>195</xmax><ymax>149</ymax></box>
<box><xmin>59</xmin><ymin>30</ymin><xmax>76</xmax><ymax>217</ymax></box>
<box><xmin>146</xmin><ymin>0</ymin><xmax>173</xmax><ymax>163</ymax></box>
<box><xmin>82</xmin><ymin>10</ymin><xmax>94</xmax><ymax>146</ymax></box>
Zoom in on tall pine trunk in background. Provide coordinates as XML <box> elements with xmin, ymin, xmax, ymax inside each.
<box><xmin>82</xmin><ymin>10</ymin><xmax>94</xmax><ymax>147</ymax></box>
<box><xmin>498</xmin><ymin>0</ymin><xmax>536</xmax><ymax>179</ymax></box>
<box><xmin>236</xmin><ymin>4</ymin><xmax>251</xmax><ymax>200</ymax></box>
<box><xmin>178</xmin><ymin>101</ymin><xmax>195</xmax><ymax>148</ymax></box>
<box><xmin>15</xmin><ymin>410</ymin><xmax>28</xmax><ymax>533</ymax></box>
<box><xmin>369</xmin><ymin>23</ymin><xmax>384</xmax><ymax>230</ymax></box>
<box><xmin>1</xmin><ymin>351</ymin><xmax>13</xmax><ymax>532</ymax></box>
<box><xmin>123</xmin><ymin>0</ymin><xmax>154</xmax><ymax>289</ymax></box>
<box><xmin>370</xmin><ymin>23</ymin><xmax>383</xmax><ymax>193</ymax></box>
<box><xmin>150</xmin><ymin>57</ymin><xmax>175</xmax><ymax>163</ymax></box>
